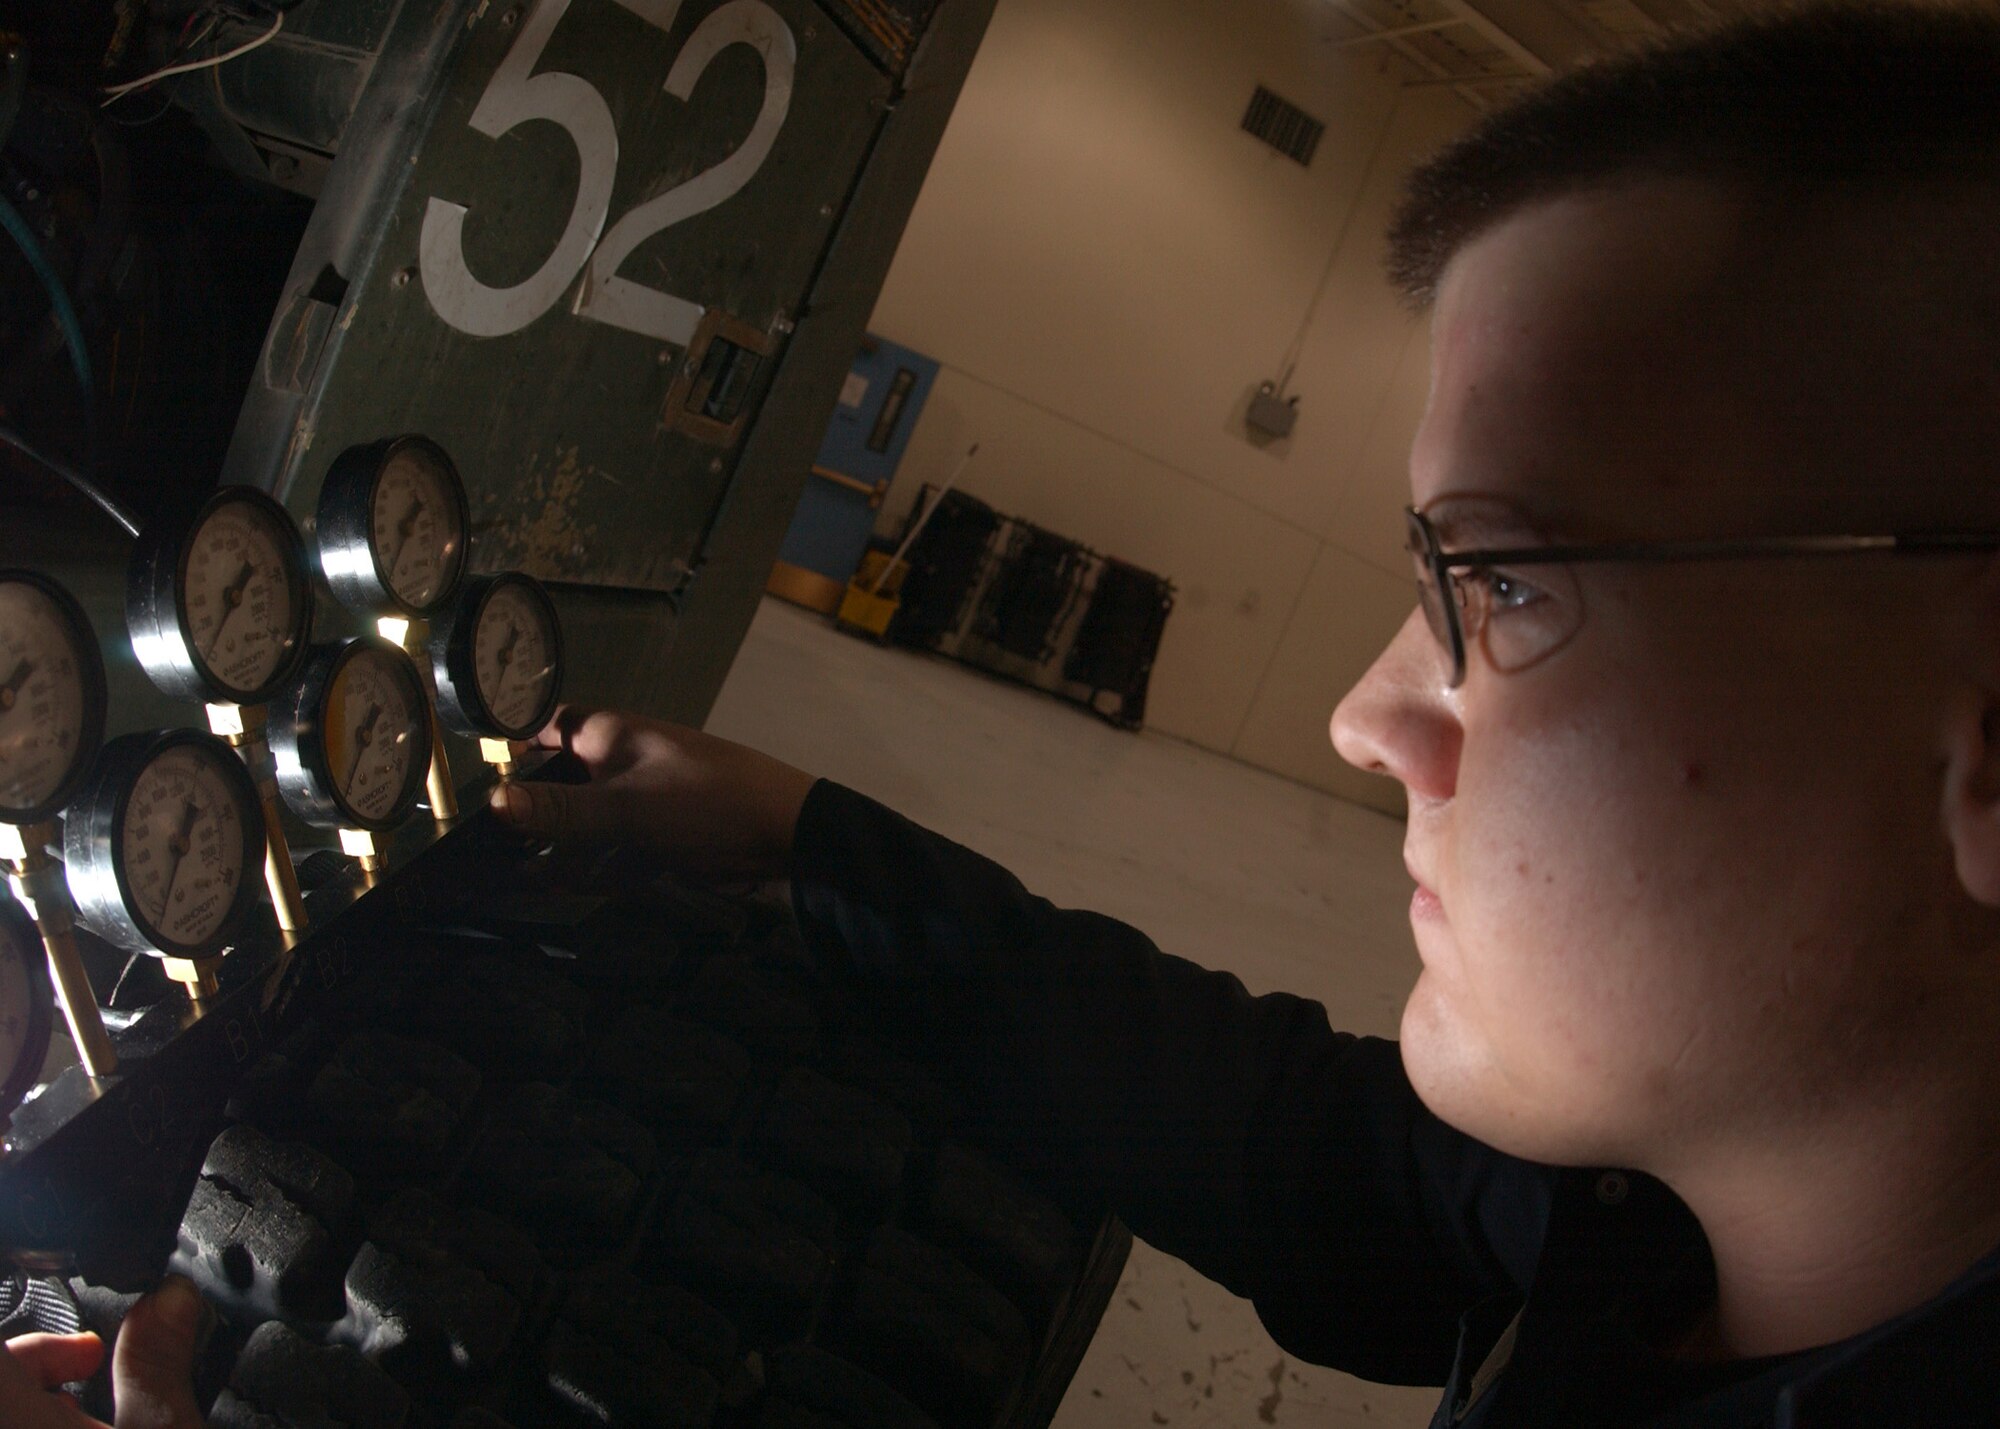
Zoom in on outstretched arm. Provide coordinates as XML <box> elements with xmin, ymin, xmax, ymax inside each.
<box><xmin>490</xmin><ymin>707</ymin><xmax>1551</xmax><ymax>1383</ymax></box>
<box><xmin>789</xmin><ymin>779</ymin><xmax>1547</xmax><ymax>1385</ymax></box>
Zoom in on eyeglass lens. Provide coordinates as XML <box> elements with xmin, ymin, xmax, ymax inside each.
<box><xmin>1405</xmin><ymin>499</ymin><xmax>1586</xmax><ymax>685</ymax></box>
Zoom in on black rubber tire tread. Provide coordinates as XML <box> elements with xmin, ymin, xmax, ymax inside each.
<box><xmin>824</xmin><ymin>1228</ymin><xmax>1032</xmax><ymax>1429</ymax></box>
<box><xmin>760</xmin><ymin>1345</ymin><xmax>940</xmax><ymax>1429</ymax></box>
<box><xmin>539</xmin><ymin>1319</ymin><xmax>722</xmax><ymax>1428</ymax></box>
<box><xmin>401</xmin><ymin>952</ymin><xmax>592</xmax><ymax>1084</ymax></box>
<box><xmin>578</xmin><ymin>1008</ymin><xmax>753</xmax><ymax>1149</ymax></box>
<box><xmin>307</xmin><ymin>1030</ymin><xmax>480</xmax><ymax>1180</ymax></box>
<box><xmin>464</xmin><ymin>1084</ymin><xmax>657</xmax><ymax>1266</ymax></box>
<box><xmin>338</xmin><ymin>1190</ymin><xmax>541</xmax><ymax>1397</ymax></box>
<box><xmin>641</xmin><ymin>1151</ymin><xmax>838</xmax><ymax>1346</ymax></box>
<box><xmin>745</xmin><ymin>1066</ymin><xmax>912</xmax><ymax>1219</ymax></box>
<box><xmin>677</xmin><ymin>956</ymin><xmax>818</xmax><ymax>1062</ymax></box>
<box><xmin>59</xmin><ymin>869</ymin><xmax>1121</xmax><ymax>1429</ymax></box>
<box><xmin>173</xmin><ymin>1124</ymin><xmax>355</xmax><ymax>1325</ymax></box>
<box><xmin>212</xmin><ymin>1320</ymin><xmax>409</xmax><ymax>1428</ymax></box>
<box><xmin>922</xmin><ymin>1144</ymin><xmax>1077</xmax><ymax>1322</ymax></box>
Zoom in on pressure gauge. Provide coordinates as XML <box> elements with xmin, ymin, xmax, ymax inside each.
<box><xmin>431</xmin><ymin>573</ymin><xmax>564</xmax><ymax>741</ymax></box>
<box><xmin>0</xmin><ymin>898</ymin><xmax>52</xmax><ymax>1124</ymax></box>
<box><xmin>271</xmin><ymin>638</ymin><xmax>433</xmax><ymax>831</ymax></box>
<box><xmin>63</xmin><ymin>730</ymin><xmax>265</xmax><ymax>961</ymax></box>
<box><xmin>317</xmin><ymin>436</ymin><xmax>470</xmax><ymax>617</ymax></box>
<box><xmin>128</xmin><ymin>486</ymin><xmax>313</xmax><ymax>706</ymax></box>
<box><xmin>0</xmin><ymin>571</ymin><xmax>107</xmax><ymax>826</ymax></box>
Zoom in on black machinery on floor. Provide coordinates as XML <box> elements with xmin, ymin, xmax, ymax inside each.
<box><xmin>876</xmin><ymin>487</ymin><xmax>1177</xmax><ymax>732</ymax></box>
<box><xmin>0</xmin><ymin>1</ymin><xmax>1129</xmax><ymax>1424</ymax></box>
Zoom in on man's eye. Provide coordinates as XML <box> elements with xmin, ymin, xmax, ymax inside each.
<box><xmin>1475</xmin><ymin>569</ymin><xmax>1543</xmax><ymax>611</ymax></box>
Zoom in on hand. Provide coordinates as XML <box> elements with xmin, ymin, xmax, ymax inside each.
<box><xmin>486</xmin><ymin>706</ymin><xmax>816</xmax><ymax>881</ymax></box>
<box><xmin>0</xmin><ymin>1278</ymin><xmax>207</xmax><ymax>1428</ymax></box>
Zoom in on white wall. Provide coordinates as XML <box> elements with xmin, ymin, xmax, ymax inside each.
<box><xmin>865</xmin><ymin>0</ymin><xmax>1480</xmax><ymax>815</ymax></box>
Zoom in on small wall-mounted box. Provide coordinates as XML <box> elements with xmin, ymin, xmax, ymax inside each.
<box><xmin>1247</xmin><ymin>382</ymin><xmax>1300</xmax><ymax>439</ymax></box>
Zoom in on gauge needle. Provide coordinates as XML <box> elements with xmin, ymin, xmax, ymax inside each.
<box><xmin>157</xmin><ymin>798</ymin><xmax>203</xmax><ymax>920</ymax></box>
<box><xmin>202</xmin><ymin>560</ymin><xmax>258</xmax><ymax>660</ymax></box>
<box><xmin>385</xmin><ymin>499</ymin><xmax>425</xmax><ymax>578</ymax></box>
<box><xmin>0</xmin><ymin>658</ymin><xmax>36</xmax><ymax>714</ymax></box>
<box><xmin>345</xmin><ymin>704</ymin><xmax>383</xmax><ymax>790</ymax></box>
<box><xmin>495</xmin><ymin>623</ymin><xmax>520</xmax><ymax>689</ymax></box>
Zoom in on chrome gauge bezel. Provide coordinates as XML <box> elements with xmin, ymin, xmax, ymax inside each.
<box><xmin>0</xmin><ymin>569</ymin><xmax>108</xmax><ymax>826</ymax></box>
<box><xmin>430</xmin><ymin>572</ymin><xmax>565</xmax><ymax>742</ymax></box>
<box><xmin>63</xmin><ymin>728</ymin><xmax>267</xmax><ymax>960</ymax></box>
<box><xmin>270</xmin><ymin>637</ymin><xmax>434</xmax><ymax>832</ymax></box>
<box><xmin>126</xmin><ymin>485</ymin><xmax>314</xmax><ymax>706</ymax></box>
<box><xmin>0</xmin><ymin>896</ymin><xmax>53</xmax><ymax>1122</ymax></box>
<box><xmin>316</xmin><ymin>435</ymin><xmax>471</xmax><ymax>618</ymax></box>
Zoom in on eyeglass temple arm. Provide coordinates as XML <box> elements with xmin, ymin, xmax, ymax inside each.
<box><xmin>1437</xmin><ymin>532</ymin><xmax>2000</xmax><ymax>570</ymax></box>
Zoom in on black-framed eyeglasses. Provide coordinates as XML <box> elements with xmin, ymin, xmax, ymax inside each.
<box><xmin>1406</xmin><ymin>499</ymin><xmax>2000</xmax><ymax>688</ymax></box>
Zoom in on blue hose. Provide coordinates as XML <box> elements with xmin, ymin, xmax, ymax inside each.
<box><xmin>0</xmin><ymin>189</ymin><xmax>93</xmax><ymax>398</ymax></box>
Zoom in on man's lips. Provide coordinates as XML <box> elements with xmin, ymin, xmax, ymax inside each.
<box><xmin>1406</xmin><ymin>853</ymin><xmax>1443</xmax><ymax>921</ymax></box>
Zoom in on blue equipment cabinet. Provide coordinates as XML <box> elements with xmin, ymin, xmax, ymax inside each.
<box><xmin>769</xmin><ymin>334</ymin><xmax>941</xmax><ymax>611</ymax></box>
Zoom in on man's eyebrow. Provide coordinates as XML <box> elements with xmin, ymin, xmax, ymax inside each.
<box><xmin>1425</xmin><ymin>498</ymin><xmax>1558</xmax><ymax>547</ymax></box>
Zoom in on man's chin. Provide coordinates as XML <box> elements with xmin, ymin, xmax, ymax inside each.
<box><xmin>1398</xmin><ymin>990</ymin><xmax>1597</xmax><ymax>1165</ymax></box>
<box><xmin>1397</xmin><ymin>980</ymin><xmax>1491</xmax><ymax>1133</ymax></box>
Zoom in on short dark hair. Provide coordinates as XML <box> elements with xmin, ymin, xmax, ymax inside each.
<box><xmin>1386</xmin><ymin>4</ymin><xmax>2000</xmax><ymax>306</ymax></box>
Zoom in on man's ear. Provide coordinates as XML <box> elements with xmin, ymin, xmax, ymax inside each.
<box><xmin>1943</xmin><ymin>695</ymin><xmax>2000</xmax><ymax>908</ymax></box>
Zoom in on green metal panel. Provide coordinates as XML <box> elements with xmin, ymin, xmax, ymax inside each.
<box><xmin>226</xmin><ymin>0</ymin><xmax>888</xmax><ymax>596</ymax></box>
<box><xmin>208</xmin><ymin>0</ymin><xmax>404</xmax><ymax>154</ymax></box>
<box><xmin>214</xmin><ymin>0</ymin><xmax>992</xmax><ymax>725</ymax></box>
<box><xmin>817</xmin><ymin>0</ymin><xmax>943</xmax><ymax>76</ymax></box>
<box><xmin>663</xmin><ymin>0</ymin><xmax>998</xmax><ymax>721</ymax></box>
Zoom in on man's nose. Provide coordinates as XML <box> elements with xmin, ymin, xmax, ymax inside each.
<box><xmin>1331</xmin><ymin>607</ymin><xmax>1462</xmax><ymax>803</ymax></box>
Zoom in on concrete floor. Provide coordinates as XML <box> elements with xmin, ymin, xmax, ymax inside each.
<box><xmin>708</xmin><ymin>599</ymin><xmax>1443</xmax><ymax>1428</ymax></box>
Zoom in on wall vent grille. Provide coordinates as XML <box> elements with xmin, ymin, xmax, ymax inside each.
<box><xmin>1242</xmin><ymin>86</ymin><xmax>1325</xmax><ymax>166</ymax></box>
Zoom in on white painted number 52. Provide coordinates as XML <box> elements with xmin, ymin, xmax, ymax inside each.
<box><xmin>420</xmin><ymin>0</ymin><xmax>796</xmax><ymax>345</ymax></box>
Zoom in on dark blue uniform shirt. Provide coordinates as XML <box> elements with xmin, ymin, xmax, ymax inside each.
<box><xmin>791</xmin><ymin>781</ymin><xmax>2000</xmax><ymax>1426</ymax></box>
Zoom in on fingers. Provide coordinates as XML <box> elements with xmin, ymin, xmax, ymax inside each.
<box><xmin>0</xmin><ymin>1342</ymin><xmax>94</xmax><ymax>1428</ymax></box>
<box><xmin>110</xmin><ymin>1278</ymin><xmax>206</xmax><ymax>1429</ymax></box>
<box><xmin>527</xmin><ymin>703</ymin><xmax>589</xmax><ymax>752</ymax></box>
<box><xmin>529</xmin><ymin>704</ymin><xmax>629</xmax><ymax>758</ymax></box>
<box><xmin>487</xmin><ymin>778</ymin><xmax>634</xmax><ymax>845</ymax></box>
<box><xmin>529</xmin><ymin>706</ymin><xmax>683</xmax><ymax>776</ymax></box>
<box><xmin>5</xmin><ymin>1334</ymin><xmax>104</xmax><ymax>1388</ymax></box>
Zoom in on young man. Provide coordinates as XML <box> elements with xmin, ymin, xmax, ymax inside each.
<box><xmin>476</xmin><ymin>8</ymin><xmax>2000</xmax><ymax>1425</ymax></box>
<box><xmin>13</xmin><ymin>5</ymin><xmax>1998</xmax><ymax>1426</ymax></box>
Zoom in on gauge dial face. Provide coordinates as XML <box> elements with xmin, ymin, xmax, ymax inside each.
<box><xmin>321</xmin><ymin>647</ymin><xmax>425</xmax><ymax>825</ymax></box>
<box><xmin>474</xmin><ymin>582</ymin><xmax>559</xmax><ymax>736</ymax></box>
<box><xmin>182</xmin><ymin>494</ymin><xmax>304</xmax><ymax>699</ymax></box>
<box><xmin>0</xmin><ymin>580</ymin><xmax>94</xmax><ymax>818</ymax></box>
<box><xmin>370</xmin><ymin>446</ymin><xmax>465</xmax><ymax>612</ymax></box>
<box><xmin>120</xmin><ymin>742</ymin><xmax>250</xmax><ymax>951</ymax></box>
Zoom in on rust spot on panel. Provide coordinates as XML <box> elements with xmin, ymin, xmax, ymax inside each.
<box><xmin>486</xmin><ymin>445</ymin><xmax>604</xmax><ymax>581</ymax></box>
